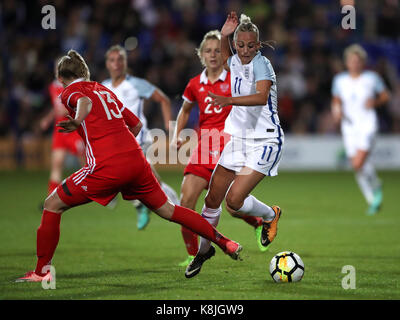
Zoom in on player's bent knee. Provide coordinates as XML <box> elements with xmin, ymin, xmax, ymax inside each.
<box><xmin>43</xmin><ymin>190</ymin><xmax>69</xmax><ymax>213</ymax></box>
<box><xmin>225</xmin><ymin>194</ymin><xmax>244</xmax><ymax>212</ymax></box>
<box><xmin>225</xmin><ymin>203</ymin><xmax>241</xmax><ymax>217</ymax></box>
<box><xmin>43</xmin><ymin>199</ymin><xmax>65</xmax><ymax>214</ymax></box>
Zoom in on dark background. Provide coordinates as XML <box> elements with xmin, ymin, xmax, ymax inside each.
<box><xmin>1</xmin><ymin>0</ymin><xmax>399</xmax><ymax>140</ymax></box>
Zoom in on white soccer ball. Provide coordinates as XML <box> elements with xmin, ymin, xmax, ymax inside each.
<box><xmin>269</xmin><ymin>251</ymin><xmax>305</xmax><ymax>283</ymax></box>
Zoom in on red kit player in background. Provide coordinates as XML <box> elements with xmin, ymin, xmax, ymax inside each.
<box><xmin>40</xmin><ymin>60</ymin><xmax>85</xmax><ymax>195</ymax></box>
<box><xmin>171</xmin><ymin>30</ymin><xmax>267</xmax><ymax>267</ymax></box>
<box><xmin>16</xmin><ymin>50</ymin><xmax>242</xmax><ymax>282</ymax></box>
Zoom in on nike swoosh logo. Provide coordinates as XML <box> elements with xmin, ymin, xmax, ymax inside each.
<box><xmin>185</xmin><ymin>266</ymin><xmax>201</xmax><ymax>276</ymax></box>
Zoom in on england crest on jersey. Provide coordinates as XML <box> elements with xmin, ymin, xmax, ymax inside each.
<box><xmin>244</xmin><ymin>67</ymin><xmax>250</xmax><ymax>79</ymax></box>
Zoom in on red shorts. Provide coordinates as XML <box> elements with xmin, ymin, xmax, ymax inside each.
<box><xmin>52</xmin><ymin>128</ymin><xmax>84</xmax><ymax>156</ymax></box>
<box><xmin>183</xmin><ymin>131</ymin><xmax>230</xmax><ymax>187</ymax></box>
<box><xmin>57</xmin><ymin>151</ymin><xmax>167</xmax><ymax>211</ymax></box>
<box><xmin>184</xmin><ymin>163</ymin><xmax>214</xmax><ymax>187</ymax></box>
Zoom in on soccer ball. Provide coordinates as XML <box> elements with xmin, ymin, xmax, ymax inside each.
<box><xmin>269</xmin><ymin>251</ymin><xmax>304</xmax><ymax>283</ymax></box>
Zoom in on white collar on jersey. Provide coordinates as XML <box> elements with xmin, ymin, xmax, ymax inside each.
<box><xmin>199</xmin><ymin>68</ymin><xmax>228</xmax><ymax>84</ymax></box>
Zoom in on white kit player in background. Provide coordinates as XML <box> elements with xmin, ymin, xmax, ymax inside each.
<box><xmin>184</xmin><ymin>12</ymin><xmax>284</xmax><ymax>278</ymax></box>
<box><xmin>331</xmin><ymin>44</ymin><xmax>390</xmax><ymax>215</ymax></box>
<box><xmin>103</xmin><ymin>45</ymin><xmax>179</xmax><ymax>229</ymax></box>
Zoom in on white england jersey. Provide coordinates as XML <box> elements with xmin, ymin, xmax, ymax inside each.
<box><xmin>102</xmin><ymin>74</ymin><xmax>155</xmax><ymax>146</ymax></box>
<box><xmin>224</xmin><ymin>52</ymin><xmax>283</xmax><ymax>140</ymax></box>
<box><xmin>332</xmin><ymin>71</ymin><xmax>386</xmax><ymax>134</ymax></box>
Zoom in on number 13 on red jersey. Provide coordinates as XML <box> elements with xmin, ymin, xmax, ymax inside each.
<box><xmin>93</xmin><ymin>90</ymin><xmax>122</xmax><ymax>120</ymax></box>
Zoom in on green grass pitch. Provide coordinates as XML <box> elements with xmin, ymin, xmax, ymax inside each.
<box><xmin>0</xmin><ymin>169</ymin><xmax>399</xmax><ymax>300</ymax></box>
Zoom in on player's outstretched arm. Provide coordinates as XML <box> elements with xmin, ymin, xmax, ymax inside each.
<box><xmin>170</xmin><ymin>100</ymin><xmax>194</xmax><ymax>150</ymax></box>
<box><xmin>150</xmin><ymin>88</ymin><xmax>172</xmax><ymax>131</ymax></box>
<box><xmin>221</xmin><ymin>12</ymin><xmax>238</xmax><ymax>64</ymax></box>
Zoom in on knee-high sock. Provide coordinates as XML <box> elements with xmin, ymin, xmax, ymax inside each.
<box><xmin>363</xmin><ymin>159</ymin><xmax>381</xmax><ymax>191</ymax></box>
<box><xmin>181</xmin><ymin>226</ymin><xmax>199</xmax><ymax>256</ymax></box>
<box><xmin>355</xmin><ymin>159</ymin><xmax>381</xmax><ymax>205</ymax></box>
<box><xmin>170</xmin><ymin>205</ymin><xmax>228</xmax><ymax>253</ymax></box>
<box><xmin>161</xmin><ymin>182</ymin><xmax>179</xmax><ymax>205</ymax></box>
<box><xmin>238</xmin><ymin>195</ymin><xmax>275</xmax><ymax>221</ymax></box>
<box><xmin>197</xmin><ymin>206</ymin><xmax>221</xmax><ymax>255</ymax></box>
<box><xmin>241</xmin><ymin>215</ymin><xmax>263</xmax><ymax>228</ymax></box>
<box><xmin>35</xmin><ymin>210</ymin><xmax>61</xmax><ymax>276</ymax></box>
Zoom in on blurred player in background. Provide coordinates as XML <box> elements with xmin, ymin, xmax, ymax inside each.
<box><xmin>331</xmin><ymin>44</ymin><xmax>390</xmax><ymax>215</ymax></box>
<box><xmin>16</xmin><ymin>50</ymin><xmax>242</xmax><ymax>282</ymax></box>
<box><xmin>184</xmin><ymin>12</ymin><xmax>284</xmax><ymax>278</ymax></box>
<box><xmin>40</xmin><ymin>59</ymin><xmax>85</xmax><ymax>196</ymax></box>
<box><xmin>171</xmin><ymin>30</ymin><xmax>232</xmax><ymax>267</ymax></box>
<box><xmin>103</xmin><ymin>45</ymin><xmax>179</xmax><ymax>230</ymax></box>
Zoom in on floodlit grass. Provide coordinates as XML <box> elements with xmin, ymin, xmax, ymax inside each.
<box><xmin>0</xmin><ymin>170</ymin><xmax>399</xmax><ymax>300</ymax></box>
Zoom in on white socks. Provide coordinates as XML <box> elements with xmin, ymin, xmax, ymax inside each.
<box><xmin>161</xmin><ymin>182</ymin><xmax>179</xmax><ymax>205</ymax></box>
<box><xmin>355</xmin><ymin>160</ymin><xmax>381</xmax><ymax>205</ymax></box>
<box><xmin>198</xmin><ymin>206</ymin><xmax>221</xmax><ymax>255</ymax></box>
<box><xmin>239</xmin><ymin>195</ymin><xmax>275</xmax><ymax>221</ymax></box>
<box><xmin>197</xmin><ymin>196</ymin><xmax>274</xmax><ymax>254</ymax></box>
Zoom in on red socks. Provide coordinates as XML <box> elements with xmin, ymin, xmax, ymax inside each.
<box><xmin>241</xmin><ymin>215</ymin><xmax>263</xmax><ymax>228</ymax></box>
<box><xmin>35</xmin><ymin>210</ymin><xmax>61</xmax><ymax>276</ymax></box>
<box><xmin>171</xmin><ymin>205</ymin><xmax>230</xmax><ymax>252</ymax></box>
<box><xmin>34</xmin><ymin>206</ymin><xmax>234</xmax><ymax>275</ymax></box>
<box><xmin>181</xmin><ymin>226</ymin><xmax>199</xmax><ymax>256</ymax></box>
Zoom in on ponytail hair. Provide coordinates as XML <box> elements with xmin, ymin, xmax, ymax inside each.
<box><xmin>233</xmin><ymin>14</ymin><xmax>275</xmax><ymax>50</ymax></box>
<box><xmin>57</xmin><ymin>50</ymin><xmax>90</xmax><ymax>81</ymax></box>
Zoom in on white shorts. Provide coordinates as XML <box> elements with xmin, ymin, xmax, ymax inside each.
<box><xmin>342</xmin><ymin>130</ymin><xmax>376</xmax><ymax>158</ymax></box>
<box><xmin>218</xmin><ymin>135</ymin><xmax>284</xmax><ymax>176</ymax></box>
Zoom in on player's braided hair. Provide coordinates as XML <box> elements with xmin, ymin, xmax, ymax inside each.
<box><xmin>57</xmin><ymin>50</ymin><xmax>90</xmax><ymax>81</ymax></box>
<box><xmin>233</xmin><ymin>14</ymin><xmax>275</xmax><ymax>50</ymax></box>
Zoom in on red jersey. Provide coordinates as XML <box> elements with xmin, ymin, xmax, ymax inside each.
<box><xmin>60</xmin><ymin>79</ymin><xmax>141</xmax><ymax>170</ymax></box>
<box><xmin>182</xmin><ymin>69</ymin><xmax>232</xmax><ymax>132</ymax></box>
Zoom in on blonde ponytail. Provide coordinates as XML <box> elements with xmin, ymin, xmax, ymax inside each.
<box><xmin>239</xmin><ymin>14</ymin><xmax>252</xmax><ymax>25</ymax></box>
<box><xmin>234</xmin><ymin>14</ymin><xmax>259</xmax><ymax>41</ymax></box>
